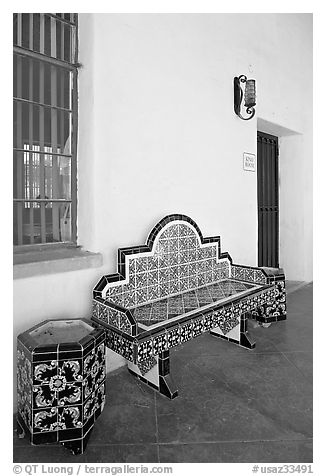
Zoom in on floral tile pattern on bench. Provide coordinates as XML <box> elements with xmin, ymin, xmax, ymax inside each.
<box><xmin>131</xmin><ymin>279</ymin><xmax>256</xmax><ymax>328</ymax></box>
<box><xmin>231</xmin><ymin>265</ymin><xmax>267</xmax><ymax>285</ymax></box>
<box><xmin>95</xmin><ymin>219</ymin><xmax>232</xmax><ymax>310</ymax></box>
<box><xmin>91</xmin><ymin>214</ymin><xmax>286</xmax><ymax>399</ymax></box>
<box><xmin>99</xmin><ymin>284</ymin><xmax>278</xmax><ymax>364</ymax></box>
<box><xmin>92</xmin><ymin>214</ymin><xmax>286</xmax><ymax>342</ymax></box>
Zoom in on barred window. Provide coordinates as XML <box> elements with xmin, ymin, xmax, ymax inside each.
<box><xmin>13</xmin><ymin>13</ymin><xmax>78</xmax><ymax>247</ymax></box>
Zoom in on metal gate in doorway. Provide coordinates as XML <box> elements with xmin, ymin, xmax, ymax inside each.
<box><xmin>257</xmin><ymin>131</ymin><xmax>279</xmax><ymax>268</ymax></box>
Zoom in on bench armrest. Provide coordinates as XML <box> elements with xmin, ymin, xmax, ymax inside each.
<box><xmin>92</xmin><ymin>297</ymin><xmax>137</xmax><ymax>336</ymax></box>
<box><xmin>258</xmin><ymin>266</ymin><xmax>285</xmax><ymax>284</ymax></box>
<box><xmin>230</xmin><ymin>263</ymin><xmax>285</xmax><ymax>286</ymax></box>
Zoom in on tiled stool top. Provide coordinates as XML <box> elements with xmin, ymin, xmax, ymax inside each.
<box><xmin>28</xmin><ymin>319</ymin><xmax>95</xmax><ymax>345</ymax></box>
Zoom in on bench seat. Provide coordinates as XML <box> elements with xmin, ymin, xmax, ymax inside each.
<box><xmin>92</xmin><ymin>214</ymin><xmax>286</xmax><ymax>399</ymax></box>
<box><xmin>132</xmin><ymin>279</ymin><xmax>262</xmax><ymax>330</ymax></box>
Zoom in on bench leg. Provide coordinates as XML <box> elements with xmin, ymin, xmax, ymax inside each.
<box><xmin>239</xmin><ymin>313</ymin><xmax>256</xmax><ymax>349</ymax></box>
<box><xmin>210</xmin><ymin>312</ymin><xmax>255</xmax><ymax>350</ymax></box>
<box><xmin>128</xmin><ymin>350</ymin><xmax>178</xmax><ymax>399</ymax></box>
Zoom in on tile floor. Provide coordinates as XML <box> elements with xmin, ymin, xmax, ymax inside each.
<box><xmin>13</xmin><ymin>282</ymin><xmax>313</xmax><ymax>463</ymax></box>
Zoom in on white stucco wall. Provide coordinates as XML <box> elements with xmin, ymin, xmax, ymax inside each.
<box><xmin>13</xmin><ymin>13</ymin><xmax>312</xmax><ymax>406</ymax></box>
<box><xmin>77</xmin><ymin>13</ymin><xmax>312</xmax><ymax>279</ymax></box>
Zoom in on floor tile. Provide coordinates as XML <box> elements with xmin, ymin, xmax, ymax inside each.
<box><xmin>159</xmin><ymin>439</ymin><xmax>313</xmax><ymax>463</ymax></box>
<box><xmin>13</xmin><ymin>444</ymin><xmax>89</xmax><ymax>463</ymax></box>
<box><xmin>281</xmin><ymin>352</ymin><xmax>313</xmax><ymax>382</ymax></box>
<box><xmin>13</xmin><ymin>443</ymin><xmax>159</xmax><ymax>463</ymax></box>
<box><xmin>88</xmin><ymin>368</ymin><xmax>157</xmax><ymax>445</ymax></box>
<box><xmin>84</xmin><ymin>444</ymin><xmax>159</xmax><ymax>463</ymax></box>
<box><xmin>105</xmin><ymin>368</ymin><xmax>156</xmax><ymax>407</ymax></box>
<box><xmin>286</xmin><ymin>281</ymin><xmax>309</xmax><ymax>294</ymax></box>
<box><xmin>90</xmin><ymin>403</ymin><xmax>157</xmax><ymax>445</ymax></box>
<box><xmin>156</xmin><ymin>349</ymin><xmax>312</xmax><ymax>442</ymax></box>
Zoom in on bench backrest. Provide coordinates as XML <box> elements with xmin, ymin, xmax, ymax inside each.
<box><xmin>94</xmin><ymin>214</ymin><xmax>231</xmax><ymax>308</ymax></box>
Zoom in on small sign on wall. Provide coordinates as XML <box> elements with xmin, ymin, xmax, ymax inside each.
<box><xmin>243</xmin><ymin>152</ymin><xmax>256</xmax><ymax>172</ymax></box>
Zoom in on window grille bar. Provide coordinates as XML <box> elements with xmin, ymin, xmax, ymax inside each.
<box><xmin>28</xmin><ymin>57</ymin><xmax>35</xmax><ymax>243</ymax></box>
<box><xmin>71</xmin><ymin>16</ymin><xmax>76</xmax><ymax>63</ymax></box>
<box><xmin>50</xmin><ymin>17</ymin><xmax>60</xmax><ymax>241</ymax></box>
<box><xmin>50</xmin><ymin>16</ymin><xmax>56</xmax><ymax>57</ymax></box>
<box><xmin>29</xmin><ymin>189</ymin><xmax>35</xmax><ymax>244</ymax></box>
<box><xmin>39</xmin><ymin>57</ymin><xmax>46</xmax><ymax>243</ymax></box>
<box><xmin>13</xmin><ymin>46</ymin><xmax>78</xmax><ymax>71</ymax></box>
<box><xmin>60</xmin><ymin>13</ymin><xmax>65</xmax><ymax>62</ymax></box>
<box><xmin>40</xmin><ymin>12</ymin><xmax>46</xmax><ymax>241</ymax></box>
<box><xmin>16</xmin><ymin>55</ymin><xmax>23</xmax><ymax>245</ymax></box>
<box><xmin>60</xmin><ymin>70</ymin><xmax>64</xmax><ymax>150</ymax></box>
<box><xmin>17</xmin><ymin>14</ymin><xmax>22</xmax><ymax>47</ymax></box>
<box><xmin>40</xmin><ymin>14</ymin><xmax>45</xmax><ymax>54</ymax></box>
<box><xmin>70</xmin><ymin>15</ymin><xmax>78</xmax><ymax>242</ymax></box>
<box><xmin>59</xmin><ymin>66</ymin><xmax>69</xmax><ymax>240</ymax></box>
<box><xmin>13</xmin><ymin>96</ymin><xmax>73</xmax><ymax>114</ymax></box>
<box><xmin>29</xmin><ymin>13</ymin><xmax>33</xmax><ymax>50</ymax></box>
<box><xmin>14</xmin><ymin>147</ymin><xmax>72</xmax><ymax>159</ymax></box>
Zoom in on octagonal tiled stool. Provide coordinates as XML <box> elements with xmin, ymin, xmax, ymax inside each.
<box><xmin>16</xmin><ymin>318</ymin><xmax>106</xmax><ymax>455</ymax></box>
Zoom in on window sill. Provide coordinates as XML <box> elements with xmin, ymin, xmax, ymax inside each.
<box><xmin>13</xmin><ymin>247</ymin><xmax>103</xmax><ymax>279</ymax></box>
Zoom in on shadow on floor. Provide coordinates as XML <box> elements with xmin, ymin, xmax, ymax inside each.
<box><xmin>13</xmin><ymin>283</ymin><xmax>313</xmax><ymax>463</ymax></box>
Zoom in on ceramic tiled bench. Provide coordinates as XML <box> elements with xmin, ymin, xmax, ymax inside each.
<box><xmin>92</xmin><ymin>214</ymin><xmax>286</xmax><ymax>399</ymax></box>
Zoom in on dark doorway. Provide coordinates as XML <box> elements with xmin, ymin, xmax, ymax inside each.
<box><xmin>257</xmin><ymin>131</ymin><xmax>279</xmax><ymax>268</ymax></box>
